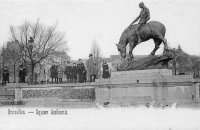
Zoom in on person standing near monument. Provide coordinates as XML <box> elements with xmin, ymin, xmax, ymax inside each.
<box><xmin>71</xmin><ymin>63</ymin><xmax>78</xmax><ymax>83</ymax></box>
<box><xmin>55</xmin><ymin>62</ymin><xmax>59</xmax><ymax>83</ymax></box>
<box><xmin>50</xmin><ymin>62</ymin><xmax>57</xmax><ymax>83</ymax></box>
<box><xmin>102</xmin><ymin>60</ymin><xmax>110</xmax><ymax>79</ymax></box>
<box><xmin>77</xmin><ymin>59</ymin><xmax>85</xmax><ymax>83</ymax></box>
<box><xmin>3</xmin><ymin>66</ymin><xmax>9</xmax><ymax>85</ymax></box>
<box><xmin>86</xmin><ymin>54</ymin><xmax>96</xmax><ymax>82</ymax></box>
<box><xmin>57</xmin><ymin>63</ymin><xmax>63</xmax><ymax>83</ymax></box>
<box><xmin>93</xmin><ymin>62</ymin><xmax>98</xmax><ymax>82</ymax></box>
<box><xmin>83</xmin><ymin>68</ymin><xmax>87</xmax><ymax>83</ymax></box>
<box><xmin>18</xmin><ymin>65</ymin><xmax>27</xmax><ymax>83</ymax></box>
<box><xmin>129</xmin><ymin>2</ymin><xmax>150</xmax><ymax>44</ymax></box>
<box><xmin>65</xmin><ymin>61</ymin><xmax>72</xmax><ymax>83</ymax></box>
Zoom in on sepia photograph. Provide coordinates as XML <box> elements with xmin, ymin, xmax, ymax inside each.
<box><xmin>0</xmin><ymin>0</ymin><xmax>200</xmax><ymax>129</ymax></box>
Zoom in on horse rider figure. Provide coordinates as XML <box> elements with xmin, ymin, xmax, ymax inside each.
<box><xmin>129</xmin><ymin>2</ymin><xmax>150</xmax><ymax>44</ymax></box>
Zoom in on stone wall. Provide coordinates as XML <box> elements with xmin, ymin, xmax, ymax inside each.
<box><xmin>22</xmin><ymin>87</ymin><xmax>95</xmax><ymax>101</ymax></box>
<box><xmin>195</xmin><ymin>83</ymin><xmax>200</xmax><ymax>101</ymax></box>
<box><xmin>95</xmin><ymin>84</ymin><xmax>195</xmax><ymax>105</ymax></box>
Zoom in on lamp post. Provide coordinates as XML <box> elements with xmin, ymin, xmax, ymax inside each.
<box><xmin>28</xmin><ymin>37</ymin><xmax>34</xmax><ymax>84</ymax></box>
<box><xmin>28</xmin><ymin>37</ymin><xmax>34</xmax><ymax>54</ymax></box>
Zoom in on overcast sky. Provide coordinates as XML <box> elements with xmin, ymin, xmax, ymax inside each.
<box><xmin>0</xmin><ymin>0</ymin><xmax>200</xmax><ymax>60</ymax></box>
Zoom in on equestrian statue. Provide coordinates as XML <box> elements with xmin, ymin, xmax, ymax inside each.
<box><xmin>116</xmin><ymin>2</ymin><xmax>169</xmax><ymax>59</ymax></box>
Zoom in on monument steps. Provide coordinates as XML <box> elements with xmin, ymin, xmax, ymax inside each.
<box><xmin>111</xmin><ymin>69</ymin><xmax>172</xmax><ymax>77</ymax></box>
<box><xmin>107</xmin><ymin>74</ymin><xmax>193</xmax><ymax>80</ymax></box>
<box><xmin>111</xmin><ymin>74</ymin><xmax>171</xmax><ymax>78</ymax></box>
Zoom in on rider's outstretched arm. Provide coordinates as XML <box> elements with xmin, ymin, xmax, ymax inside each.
<box><xmin>130</xmin><ymin>15</ymin><xmax>140</xmax><ymax>26</ymax></box>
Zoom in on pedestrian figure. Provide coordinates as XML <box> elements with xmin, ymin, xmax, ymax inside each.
<box><xmin>55</xmin><ymin>62</ymin><xmax>59</xmax><ymax>83</ymax></box>
<box><xmin>3</xmin><ymin>66</ymin><xmax>9</xmax><ymax>85</ymax></box>
<box><xmin>71</xmin><ymin>63</ymin><xmax>78</xmax><ymax>83</ymax></box>
<box><xmin>93</xmin><ymin>62</ymin><xmax>98</xmax><ymax>82</ymax></box>
<box><xmin>102</xmin><ymin>60</ymin><xmax>110</xmax><ymax>79</ymax></box>
<box><xmin>83</xmin><ymin>68</ymin><xmax>87</xmax><ymax>83</ymax></box>
<box><xmin>77</xmin><ymin>59</ymin><xmax>85</xmax><ymax>83</ymax></box>
<box><xmin>86</xmin><ymin>54</ymin><xmax>96</xmax><ymax>82</ymax></box>
<box><xmin>18</xmin><ymin>65</ymin><xmax>27</xmax><ymax>83</ymax></box>
<box><xmin>57</xmin><ymin>63</ymin><xmax>63</xmax><ymax>83</ymax></box>
<box><xmin>50</xmin><ymin>63</ymin><xmax>57</xmax><ymax>83</ymax></box>
<box><xmin>65</xmin><ymin>61</ymin><xmax>72</xmax><ymax>83</ymax></box>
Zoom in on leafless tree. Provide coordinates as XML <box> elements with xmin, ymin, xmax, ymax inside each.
<box><xmin>3</xmin><ymin>41</ymin><xmax>21</xmax><ymax>83</ymax></box>
<box><xmin>9</xmin><ymin>20</ymin><xmax>68</xmax><ymax>84</ymax></box>
<box><xmin>90</xmin><ymin>40</ymin><xmax>102</xmax><ymax>78</ymax></box>
<box><xmin>90</xmin><ymin>40</ymin><xmax>101</xmax><ymax>59</ymax></box>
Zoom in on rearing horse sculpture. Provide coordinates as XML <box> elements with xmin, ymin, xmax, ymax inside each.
<box><xmin>116</xmin><ymin>21</ymin><xmax>169</xmax><ymax>59</ymax></box>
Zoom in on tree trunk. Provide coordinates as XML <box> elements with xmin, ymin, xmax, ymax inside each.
<box><xmin>174</xmin><ymin>64</ymin><xmax>177</xmax><ymax>75</ymax></box>
<box><xmin>13</xmin><ymin>62</ymin><xmax>16</xmax><ymax>83</ymax></box>
<box><xmin>172</xmin><ymin>60</ymin><xmax>176</xmax><ymax>75</ymax></box>
<box><xmin>30</xmin><ymin>63</ymin><xmax>35</xmax><ymax>84</ymax></box>
<box><xmin>193</xmin><ymin>70</ymin><xmax>195</xmax><ymax>78</ymax></box>
<box><xmin>13</xmin><ymin>51</ymin><xmax>16</xmax><ymax>83</ymax></box>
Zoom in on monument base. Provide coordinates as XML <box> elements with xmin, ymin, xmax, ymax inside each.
<box><xmin>94</xmin><ymin>69</ymin><xmax>195</xmax><ymax>107</ymax></box>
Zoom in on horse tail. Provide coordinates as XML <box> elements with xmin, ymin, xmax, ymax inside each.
<box><xmin>161</xmin><ymin>23</ymin><xmax>166</xmax><ymax>37</ymax></box>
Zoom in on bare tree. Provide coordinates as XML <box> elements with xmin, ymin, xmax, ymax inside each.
<box><xmin>90</xmin><ymin>40</ymin><xmax>102</xmax><ymax>78</ymax></box>
<box><xmin>9</xmin><ymin>20</ymin><xmax>68</xmax><ymax>84</ymax></box>
<box><xmin>4</xmin><ymin>41</ymin><xmax>21</xmax><ymax>83</ymax></box>
<box><xmin>90</xmin><ymin>40</ymin><xmax>101</xmax><ymax>59</ymax></box>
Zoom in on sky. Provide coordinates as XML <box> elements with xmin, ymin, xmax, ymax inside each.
<box><xmin>0</xmin><ymin>0</ymin><xmax>200</xmax><ymax>60</ymax></box>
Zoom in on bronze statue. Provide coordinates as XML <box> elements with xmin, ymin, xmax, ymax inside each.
<box><xmin>116</xmin><ymin>20</ymin><xmax>169</xmax><ymax>59</ymax></box>
<box><xmin>116</xmin><ymin>2</ymin><xmax>169</xmax><ymax>59</ymax></box>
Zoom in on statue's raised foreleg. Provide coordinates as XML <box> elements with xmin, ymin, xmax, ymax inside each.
<box><xmin>151</xmin><ymin>38</ymin><xmax>162</xmax><ymax>55</ymax></box>
<box><xmin>127</xmin><ymin>42</ymin><xmax>137</xmax><ymax>60</ymax></box>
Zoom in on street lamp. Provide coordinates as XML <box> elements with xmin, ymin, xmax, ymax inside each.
<box><xmin>28</xmin><ymin>37</ymin><xmax>34</xmax><ymax>53</ymax></box>
<box><xmin>27</xmin><ymin>37</ymin><xmax>34</xmax><ymax>84</ymax></box>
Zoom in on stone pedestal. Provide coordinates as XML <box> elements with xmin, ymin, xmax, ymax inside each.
<box><xmin>94</xmin><ymin>69</ymin><xmax>195</xmax><ymax>106</ymax></box>
<box><xmin>6</xmin><ymin>83</ymin><xmax>26</xmax><ymax>104</ymax></box>
<box><xmin>95</xmin><ymin>86</ymin><xmax>111</xmax><ymax>105</ymax></box>
<box><xmin>14</xmin><ymin>87</ymin><xmax>22</xmax><ymax>104</ymax></box>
